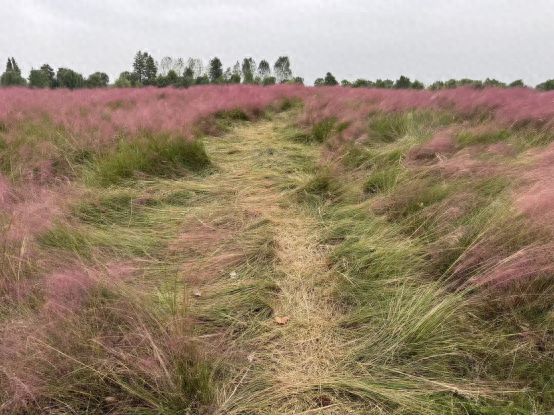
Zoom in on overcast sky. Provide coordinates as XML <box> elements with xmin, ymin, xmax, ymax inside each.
<box><xmin>2</xmin><ymin>0</ymin><xmax>554</xmax><ymax>85</ymax></box>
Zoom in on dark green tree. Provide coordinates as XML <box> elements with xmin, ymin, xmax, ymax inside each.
<box><xmin>144</xmin><ymin>55</ymin><xmax>157</xmax><ymax>85</ymax></box>
<box><xmin>1</xmin><ymin>57</ymin><xmax>26</xmax><ymax>86</ymax></box>
<box><xmin>394</xmin><ymin>75</ymin><xmax>411</xmax><ymax>89</ymax></box>
<box><xmin>323</xmin><ymin>72</ymin><xmax>338</xmax><ymax>86</ymax></box>
<box><xmin>29</xmin><ymin>69</ymin><xmax>51</xmax><ymax>88</ymax></box>
<box><xmin>56</xmin><ymin>67</ymin><xmax>84</xmax><ymax>89</ymax></box>
<box><xmin>536</xmin><ymin>79</ymin><xmax>554</xmax><ymax>90</ymax></box>
<box><xmin>132</xmin><ymin>50</ymin><xmax>147</xmax><ymax>84</ymax></box>
<box><xmin>241</xmin><ymin>58</ymin><xmax>255</xmax><ymax>83</ymax></box>
<box><xmin>262</xmin><ymin>76</ymin><xmax>276</xmax><ymax>86</ymax></box>
<box><xmin>209</xmin><ymin>57</ymin><xmax>223</xmax><ymax>83</ymax></box>
<box><xmin>411</xmin><ymin>80</ymin><xmax>425</xmax><ymax>89</ymax></box>
<box><xmin>86</xmin><ymin>72</ymin><xmax>109</xmax><ymax>87</ymax></box>
<box><xmin>509</xmin><ymin>79</ymin><xmax>525</xmax><ymax>88</ymax></box>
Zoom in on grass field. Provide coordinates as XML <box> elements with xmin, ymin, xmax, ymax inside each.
<box><xmin>0</xmin><ymin>85</ymin><xmax>553</xmax><ymax>413</ymax></box>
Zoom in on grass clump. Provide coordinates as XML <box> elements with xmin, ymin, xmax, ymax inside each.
<box><xmin>368</xmin><ymin>112</ymin><xmax>409</xmax><ymax>142</ymax></box>
<box><xmin>311</xmin><ymin>118</ymin><xmax>336</xmax><ymax>142</ymax></box>
<box><xmin>298</xmin><ymin>168</ymin><xmax>342</xmax><ymax>202</ymax></box>
<box><xmin>364</xmin><ymin>165</ymin><xmax>405</xmax><ymax>194</ymax></box>
<box><xmin>86</xmin><ymin>133</ymin><xmax>211</xmax><ymax>186</ymax></box>
<box><xmin>457</xmin><ymin>129</ymin><xmax>510</xmax><ymax>146</ymax></box>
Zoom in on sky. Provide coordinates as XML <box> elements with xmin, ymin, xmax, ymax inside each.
<box><xmin>2</xmin><ymin>0</ymin><xmax>554</xmax><ymax>86</ymax></box>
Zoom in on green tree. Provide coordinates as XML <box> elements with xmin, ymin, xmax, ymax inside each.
<box><xmin>209</xmin><ymin>57</ymin><xmax>223</xmax><ymax>83</ymax></box>
<box><xmin>144</xmin><ymin>55</ymin><xmax>157</xmax><ymax>85</ymax></box>
<box><xmin>40</xmin><ymin>64</ymin><xmax>55</xmax><ymax>86</ymax></box>
<box><xmin>262</xmin><ymin>76</ymin><xmax>276</xmax><ymax>86</ymax></box>
<box><xmin>323</xmin><ymin>72</ymin><xmax>338</xmax><ymax>86</ymax></box>
<box><xmin>29</xmin><ymin>68</ymin><xmax>51</xmax><ymax>88</ymax></box>
<box><xmin>394</xmin><ymin>75</ymin><xmax>411</xmax><ymax>89</ymax></box>
<box><xmin>536</xmin><ymin>79</ymin><xmax>554</xmax><ymax>91</ymax></box>
<box><xmin>86</xmin><ymin>72</ymin><xmax>109</xmax><ymax>88</ymax></box>
<box><xmin>132</xmin><ymin>50</ymin><xmax>147</xmax><ymax>84</ymax></box>
<box><xmin>56</xmin><ymin>67</ymin><xmax>84</xmax><ymax>89</ymax></box>
<box><xmin>273</xmin><ymin>56</ymin><xmax>292</xmax><ymax>83</ymax></box>
<box><xmin>242</xmin><ymin>57</ymin><xmax>255</xmax><ymax>83</ymax></box>
<box><xmin>411</xmin><ymin>80</ymin><xmax>425</xmax><ymax>89</ymax></box>
<box><xmin>1</xmin><ymin>57</ymin><xmax>26</xmax><ymax>86</ymax></box>
<box><xmin>114</xmin><ymin>71</ymin><xmax>133</xmax><ymax>87</ymax></box>
<box><xmin>509</xmin><ymin>79</ymin><xmax>525</xmax><ymax>88</ymax></box>
<box><xmin>314</xmin><ymin>78</ymin><xmax>324</xmax><ymax>86</ymax></box>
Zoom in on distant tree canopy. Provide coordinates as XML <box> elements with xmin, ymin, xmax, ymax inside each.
<box><xmin>132</xmin><ymin>51</ymin><xmax>157</xmax><ymax>85</ymax></box>
<box><xmin>209</xmin><ymin>57</ymin><xmax>223</xmax><ymax>83</ymax></box>
<box><xmin>1</xmin><ymin>57</ymin><xmax>26</xmax><ymax>86</ymax></box>
<box><xmin>536</xmin><ymin>79</ymin><xmax>554</xmax><ymax>91</ymax></box>
<box><xmin>86</xmin><ymin>72</ymin><xmax>109</xmax><ymax>88</ymax></box>
<box><xmin>257</xmin><ymin>60</ymin><xmax>271</xmax><ymax>81</ymax></box>
<box><xmin>56</xmin><ymin>67</ymin><xmax>84</xmax><ymax>89</ymax></box>
<box><xmin>3</xmin><ymin>52</ymin><xmax>554</xmax><ymax>90</ymax></box>
<box><xmin>242</xmin><ymin>58</ymin><xmax>255</xmax><ymax>84</ymax></box>
<box><xmin>315</xmin><ymin>72</ymin><xmax>338</xmax><ymax>86</ymax></box>
<box><xmin>273</xmin><ymin>56</ymin><xmax>292</xmax><ymax>83</ymax></box>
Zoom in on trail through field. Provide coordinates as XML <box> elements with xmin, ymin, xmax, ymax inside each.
<box><xmin>178</xmin><ymin>115</ymin><xmax>354</xmax><ymax>413</ymax></box>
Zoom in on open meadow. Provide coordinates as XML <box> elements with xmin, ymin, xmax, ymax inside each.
<box><xmin>0</xmin><ymin>85</ymin><xmax>553</xmax><ymax>413</ymax></box>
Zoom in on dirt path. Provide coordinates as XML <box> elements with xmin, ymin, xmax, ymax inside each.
<box><xmin>178</xmin><ymin>116</ymin><xmax>354</xmax><ymax>413</ymax></box>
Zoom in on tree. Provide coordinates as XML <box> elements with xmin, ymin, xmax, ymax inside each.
<box><xmin>40</xmin><ymin>64</ymin><xmax>55</xmax><ymax>86</ymax></box>
<box><xmin>29</xmin><ymin>69</ymin><xmax>51</xmax><ymax>88</ymax></box>
<box><xmin>209</xmin><ymin>57</ymin><xmax>223</xmax><ymax>83</ymax></box>
<box><xmin>180</xmin><ymin>66</ymin><xmax>195</xmax><ymax>87</ymax></box>
<box><xmin>509</xmin><ymin>79</ymin><xmax>525</xmax><ymax>88</ymax></box>
<box><xmin>341</xmin><ymin>79</ymin><xmax>352</xmax><ymax>87</ymax></box>
<box><xmin>1</xmin><ymin>57</ymin><xmax>26</xmax><ymax>86</ymax></box>
<box><xmin>242</xmin><ymin>58</ymin><xmax>255</xmax><ymax>84</ymax></box>
<box><xmin>291</xmin><ymin>76</ymin><xmax>304</xmax><ymax>85</ymax></box>
<box><xmin>411</xmin><ymin>80</ymin><xmax>425</xmax><ymax>89</ymax></box>
<box><xmin>394</xmin><ymin>75</ymin><xmax>411</xmax><ymax>89</ymax></box>
<box><xmin>56</xmin><ymin>67</ymin><xmax>84</xmax><ymax>89</ymax></box>
<box><xmin>274</xmin><ymin>56</ymin><xmax>292</xmax><ymax>83</ymax></box>
<box><xmin>228</xmin><ymin>61</ymin><xmax>241</xmax><ymax>83</ymax></box>
<box><xmin>323</xmin><ymin>72</ymin><xmax>338</xmax><ymax>86</ymax></box>
<box><xmin>483</xmin><ymin>78</ymin><xmax>506</xmax><ymax>88</ymax></box>
<box><xmin>257</xmin><ymin>60</ymin><xmax>271</xmax><ymax>81</ymax></box>
<box><xmin>262</xmin><ymin>76</ymin><xmax>276</xmax><ymax>86</ymax></box>
<box><xmin>536</xmin><ymin>79</ymin><xmax>554</xmax><ymax>91</ymax></box>
<box><xmin>144</xmin><ymin>55</ymin><xmax>157</xmax><ymax>85</ymax></box>
<box><xmin>314</xmin><ymin>78</ymin><xmax>324</xmax><ymax>86</ymax></box>
<box><xmin>86</xmin><ymin>72</ymin><xmax>109</xmax><ymax>88</ymax></box>
<box><xmin>114</xmin><ymin>71</ymin><xmax>133</xmax><ymax>87</ymax></box>
<box><xmin>132</xmin><ymin>50</ymin><xmax>147</xmax><ymax>84</ymax></box>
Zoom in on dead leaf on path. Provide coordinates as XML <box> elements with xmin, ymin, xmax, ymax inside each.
<box><xmin>274</xmin><ymin>316</ymin><xmax>290</xmax><ymax>325</ymax></box>
<box><xmin>193</xmin><ymin>289</ymin><xmax>202</xmax><ymax>297</ymax></box>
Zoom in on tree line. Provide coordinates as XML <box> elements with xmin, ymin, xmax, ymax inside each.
<box><xmin>1</xmin><ymin>53</ymin><xmax>554</xmax><ymax>90</ymax></box>
<box><xmin>0</xmin><ymin>53</ymin><xmax>302</xmax><ymax>89</ymax></box>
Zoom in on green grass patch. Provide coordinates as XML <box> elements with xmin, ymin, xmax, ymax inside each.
<box><xmin>86</xmin><ymin>133</ymin><xmax>211</xmax><ymax>186</ymax></box>
<box><xmin>456</xmin><ymin>129</ymin><xmax>510</xmax><ymax>146</ymax></box>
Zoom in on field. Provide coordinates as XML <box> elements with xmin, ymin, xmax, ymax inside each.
<box><xmin>0</xmin><ymin>85</ymin><xmax>553</xmax><ymax>413</ymax></box>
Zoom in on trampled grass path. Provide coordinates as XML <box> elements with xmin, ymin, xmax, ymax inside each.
<box><xmin>184</xmin><ymin>116</ymin><xmax>354</xmax><ymax>413</ymax></box>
